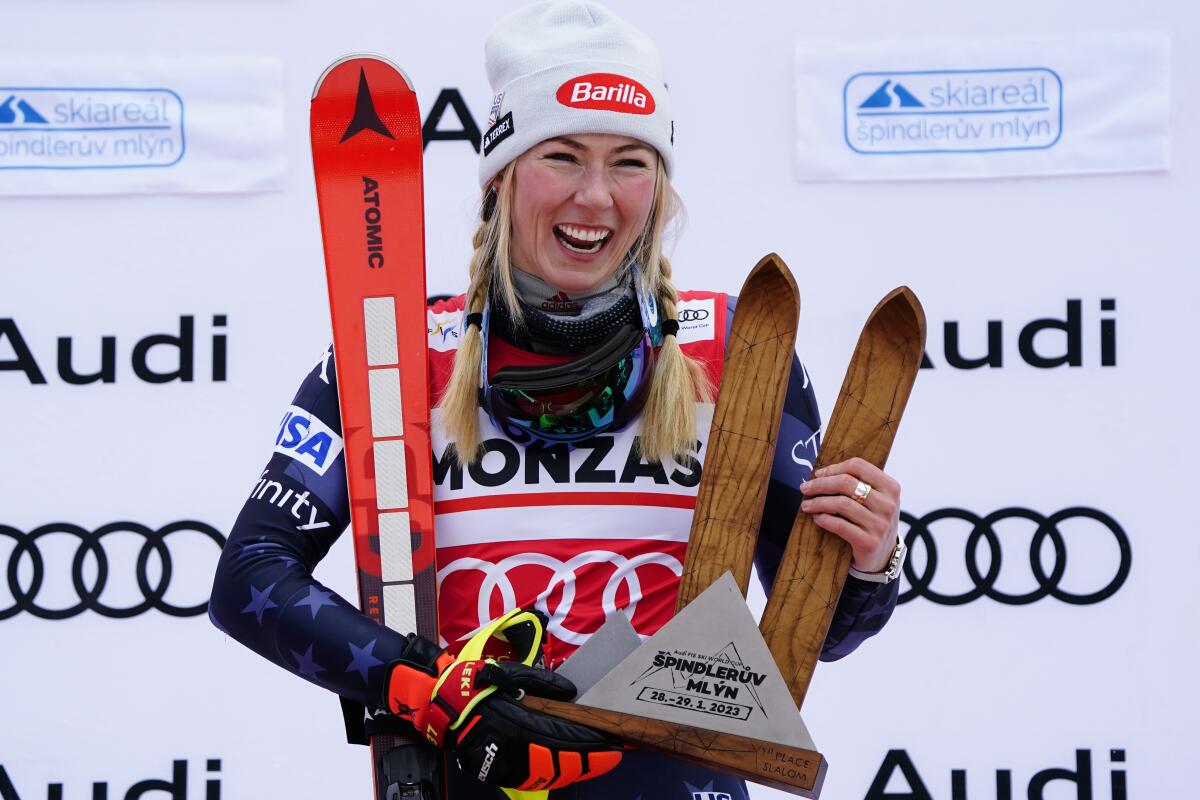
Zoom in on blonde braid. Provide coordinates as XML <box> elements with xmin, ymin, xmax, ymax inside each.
<box><xmin>635</xmin><ymin>164</ymin><xmax>713</xmax><ymax>464</ymax></box>
<box><xmin>638</xmin><ymin>251</ymin><xmax>714</xmax><ymax>464</ymax></box>
<box><xmin>437</xmin><ymin>162</ymin><xmax>517</xmax><ymax>463</ymax></box>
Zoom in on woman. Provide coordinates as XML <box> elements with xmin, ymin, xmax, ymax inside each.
<box><xmin>210</xmin><ymin>2</ymin><xmax>906</xmax><ymax>798</ymax></box>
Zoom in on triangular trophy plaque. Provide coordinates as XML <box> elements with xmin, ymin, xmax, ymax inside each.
<box><xmin>576</xmin><ymin>572</ymin><xmax>816</xmax><ymax>751</ymax></box>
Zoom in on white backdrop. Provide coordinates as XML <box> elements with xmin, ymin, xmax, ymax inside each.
<box><xmin>2</xmin><ymin>1</ymin><xmax>1196</xmax><ymax>798</ymax></box>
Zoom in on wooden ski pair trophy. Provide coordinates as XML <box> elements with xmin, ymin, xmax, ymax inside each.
<box><xmin>523</xmin><ymin>256</ymin><xmax>926</xmax><ymax>796</ymax></box>
<box><xmin>312</xmin><ymin>55</ymin><xmax>926</xmax><ymax>799</ymax></box>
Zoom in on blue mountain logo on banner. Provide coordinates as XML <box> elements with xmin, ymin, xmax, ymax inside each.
<box><xmin>858</xmin><ymin>80</ymin><xmax>924</xmax><ymax>109</ymax></box>
<box><xmin>0</xmin><ymin>95</ymin><xmax>49</xmax><ymax>124</ymax></box>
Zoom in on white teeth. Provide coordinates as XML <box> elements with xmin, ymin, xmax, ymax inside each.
<box><xmin>556</xmin><ymin>224</ymin><xmax>611</xmax><ymax>243</ymax></box>
<box><xmin>560</xmin><ymin>238</ymin><xmax>601</xmax><ymax>254</ymax></box>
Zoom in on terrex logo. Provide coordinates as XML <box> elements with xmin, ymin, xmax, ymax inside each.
<box><xmin>556</xmin><ymin>73</ymin><xmax>655</xmax><ymax>114</ymax></box>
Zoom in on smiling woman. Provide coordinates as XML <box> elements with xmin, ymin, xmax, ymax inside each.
<box><xmin>510</xmin><ymin>135</ymin><xmax>657</xmax><ymax>288</ymax></box>
<box><xmin>210</xmin><ymin>2</ymin><xmax>907</xmax><ymax>799</ymax></box>
<box><xmin>437</xmin><ymin>128</ymin><xmax>706</xmax><ymax>463</ymax></box>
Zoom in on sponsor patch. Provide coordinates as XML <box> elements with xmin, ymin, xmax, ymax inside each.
<box><xmin>427</xmin><ymin>309</ymin><xmax>463</xmax><ymax>352</ymax></box>
<box><xmin>676</xmin><ymin>298</ymin><xmax>715</xmax><ymax>344</ymax></box>
<box><xmin>478</xmin><ymin>742</ymin><xmax>499</xmax><ymax>781</ymax></box>
<box><xmin>274</xmin><ymin>405</ymin><xmax>344</xmax><ymax>475</ymax></box>
<box><xmin>481</xmin><ymin>112</ymin><xmax>514</xmax><ymax>156</ymax></box>
<box><xmin>250</xmin><ymin>469</ymin><xmax>331</xmax><ymax>531</ymax></box>
<box><xmin>556</xmin><ymin>73</ymin><xmax>655</xmax><ymax>115</ymax></box>
<box><xmin>485</xmin><ymin>91</ymin><xmax>505</xmax><ymax>127</ymax></box>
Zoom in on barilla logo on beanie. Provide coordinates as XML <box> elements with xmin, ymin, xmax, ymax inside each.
<box><xmin>556</xmin><ymin>73</ymin><xmax>655</xmax><ymax>114</ymax></box>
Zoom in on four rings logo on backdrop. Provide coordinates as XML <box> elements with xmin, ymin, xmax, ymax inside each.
<box><xmin>0</xmin><ymin>521</ymin><xmax>226</xmax><ymax>620</ymax></box>
<box><xmin>898</xmin><ymin>507</ymin><xmax>1131</xmax><ymax>606</ymax></box>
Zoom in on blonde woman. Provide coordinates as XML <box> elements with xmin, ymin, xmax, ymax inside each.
<box><xmin>211</xmin><ymin>2</ymin><xmax>906</xmax><ymax>797</ymax></box>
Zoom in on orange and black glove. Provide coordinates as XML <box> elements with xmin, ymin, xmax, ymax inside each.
<box><xmin>384</xmin><ymin>609</ymin><xmax>622</xmax><ymax>792</ymax></box>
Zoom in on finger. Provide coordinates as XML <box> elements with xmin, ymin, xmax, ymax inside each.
<box><xmin>801</xmin><ymin>492</ymin><xmax>878</xmax><ymax>533</ymax></box>
<box><xmin>812</xmin><ymin>457</ymin><xmax>900</xmax><ymax>495</ymax></box>
<box><xmin>485</xmin><ymin>662</ymin><xmax>577</xmax><ymax>700</ymax></box>
<box><xmin>807</xmin><ymin>512</ymin><xmax>877</xmax><ymax>555</ymax></box>
<box><xmin>801</xmin><ymin>472</ymin><xmax>897</xmax><ymax>519</ymax></box>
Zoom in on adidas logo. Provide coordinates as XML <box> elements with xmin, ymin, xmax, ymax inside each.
<box><xmin>541</xmin><ymin>292</ymin><xmax>580</xmax><ymax>312</ymax></box>
<box><xmin>0</xmin><ymin>95</ymin><xmax>49</xmax><ymax>125</ymax></box>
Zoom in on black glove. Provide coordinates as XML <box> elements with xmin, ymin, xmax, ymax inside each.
<box><xmin>385</xmin><ymin>609</ymin><xmax>623</xmax><ymax>791</ymax></box>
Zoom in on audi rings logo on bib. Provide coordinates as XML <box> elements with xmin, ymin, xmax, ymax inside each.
<box><xmin>1</xmin><ymin>521</ymin><xmax>226</xmax><ymax>620</ymax></box>
<box><xmin>556</xmin><ymin>73</ymin><xmax>655</xmax><ymax>114</ymax></box>
<box><xmin>898</xmin><ymin>507</ymin><xmax>1131</xmax><ymax>606</ymax></box>
<box><xmin>436</xmin><ymin>539</ymin><xmax>684</xmax><ymax>651</ymax></box>
<box><xmin>676</xmin><ymin>297</ymin><xmax>716</xmax><ymax>344</ymax></box>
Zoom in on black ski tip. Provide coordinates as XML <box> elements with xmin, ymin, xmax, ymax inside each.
<box><xmin>340</xmin><ymin>67</ymin><xmax>394</xmax><ymax>142</ymax></box>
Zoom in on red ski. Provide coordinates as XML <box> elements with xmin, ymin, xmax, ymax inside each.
<box><xmin>310</xmin><ymin>55</ymin><xmax>441</xmax><ymax>798</ymax></box>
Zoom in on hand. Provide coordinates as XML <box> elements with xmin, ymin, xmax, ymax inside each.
<box><xmin>799</xmin><ymin>457</ymin><xmax>901</xmax><ymax>574</ymax></box>
<box><xmin>385</xmin><ymin>610</ymin><xmax>622</xmax><ymax>791</ymax></box>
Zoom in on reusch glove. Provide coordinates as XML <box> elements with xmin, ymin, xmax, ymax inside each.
<box><xmin>385</xmin><ymin>609</ymin><xmax>623</xmax><ymax>791</ymax></box>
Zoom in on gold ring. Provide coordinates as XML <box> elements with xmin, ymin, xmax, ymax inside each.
<box><xmin>852</xmin><ymin>480</ymin><xmax>872</xmax><ymax>505</ymax></box>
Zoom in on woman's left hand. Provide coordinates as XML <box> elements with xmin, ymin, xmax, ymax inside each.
<box><xmin>799</xmin><ymin>457</ymin><xmax>901</xmax><ymax>574</ymax></box>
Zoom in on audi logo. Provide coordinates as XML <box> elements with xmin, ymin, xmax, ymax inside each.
<box><xmin>1</xmin><ymin>521</ymin><xmax>226</xmax><ymax>620</ymax></box>
<box><xmin>678</xmin><ymin>309</ymin><xmax>710</xmax><ymax>323</ymax></box>
<box><xmin>898</xmin><ymin>507</ymin><xmax>1131</xmax><ymax>606</ymax></box>
<box><xmin>438</xmin><ymin>549</ymin><xmax>682</xmax><ymax>645</ymax></box>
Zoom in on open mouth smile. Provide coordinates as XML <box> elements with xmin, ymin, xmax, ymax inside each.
<box><xmin>553</xmin><ymin>223</ymin><xmax>613</xmax><ymax>255</ymax></box>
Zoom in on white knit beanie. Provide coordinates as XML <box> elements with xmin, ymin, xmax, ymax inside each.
<box><xmin>478</xmin><ymin>0</ymin><xmax>674</xmax><ymax>187</ymax></box>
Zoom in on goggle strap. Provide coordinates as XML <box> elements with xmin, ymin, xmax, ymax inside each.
<box><xmin>489</xmin><ymin>323</ymin><xmax>644</xmax><ymax>390</ymax></box>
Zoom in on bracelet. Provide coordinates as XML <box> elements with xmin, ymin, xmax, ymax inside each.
<box><xmin>848</xmin><ymin>536</ymin><xmax>908</xmax><ymax>584</ymax></box>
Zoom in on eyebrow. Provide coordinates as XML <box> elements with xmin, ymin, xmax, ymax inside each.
<box><xmin>545</xmin><ymin>137</ymin><xmax>654</xmax><ymax>155</ymax></box>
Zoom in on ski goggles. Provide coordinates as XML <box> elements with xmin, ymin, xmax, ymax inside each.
<box><xmin>480</xmin><ymin>271</ymin><xmax>662</xmax><ymax>445</ymax></box>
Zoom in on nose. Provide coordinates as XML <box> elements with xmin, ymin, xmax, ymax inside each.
<box><xmin>573</xmin><ymin>167</ymin><xmax>614</xmax><ymax>212</ymax></box>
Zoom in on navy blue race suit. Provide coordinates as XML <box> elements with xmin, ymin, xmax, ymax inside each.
<box><xmin>209</xmin><ymin>297</ymin><xmax>899</xmax><ymax>799</ymax></box>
